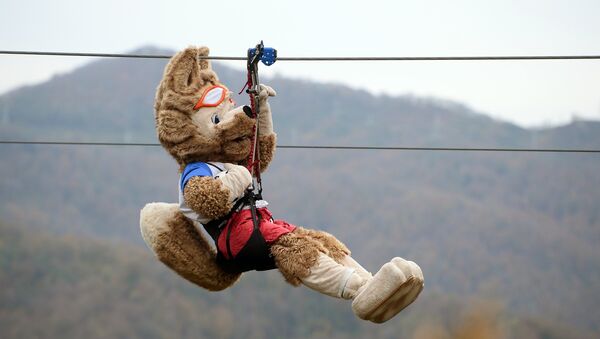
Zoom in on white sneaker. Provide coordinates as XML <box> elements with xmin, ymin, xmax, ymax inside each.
<box><xmin>351</xmin><ymin>257</ymin><xmax>424</xmax><ymax>323</ymax></box>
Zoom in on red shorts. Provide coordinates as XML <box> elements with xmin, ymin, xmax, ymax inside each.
<box><xmin>217</xmin><ymin>208</ymin><xmax>296</xmax><ymax>259</ymax></box>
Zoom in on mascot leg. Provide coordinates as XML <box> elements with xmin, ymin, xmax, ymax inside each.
<box><xmin>271</xmin><ymin>227</ymin><xmax>424</xmax><ymax>323</ymax></box>
<box><xmin>140</xmin><ymin>202</ymin><xmax>240</xmax><ymax>291</ymax></box>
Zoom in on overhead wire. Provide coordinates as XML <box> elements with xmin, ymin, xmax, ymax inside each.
<box><xmin>0</xmin><ymin>140</ymin><xmax>598</xmax><ymax>153</ymax></box>
<box><xmin>2</xmin><ymin>50</ymin><xmax>600</xmax><ymax>61</ymax></box>
<box><xmin>1</xmin><ymin>49</ymin><xmax>599</xmax><ymax>154</ymax></box>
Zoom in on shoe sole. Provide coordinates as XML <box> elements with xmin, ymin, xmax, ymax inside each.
<box><xmin>352</xmin><ymin>258</ymin><xmax>424</xmax><ymax>323</ymax></box>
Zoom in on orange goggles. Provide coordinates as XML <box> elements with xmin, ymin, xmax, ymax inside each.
<box><xmin>194</xmin><ymin>85</ymin><xmax>234</xmax><ymax>110</ymax></box>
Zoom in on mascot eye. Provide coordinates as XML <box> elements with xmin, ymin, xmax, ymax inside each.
<box><xmin>211</xmin><ymin>114</ymin><xmax>220</xmax><ymax>124</ymax></box>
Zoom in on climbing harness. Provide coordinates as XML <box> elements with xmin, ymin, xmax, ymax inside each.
<box><xmin>203</xmin><ymin>41</ymin><xmax>279</xmax><ymax>274</ymax></box>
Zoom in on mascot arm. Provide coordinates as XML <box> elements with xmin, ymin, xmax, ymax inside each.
<box><xmin>183</xmin><ymin>164</ymin><xmax>252</xmax><ymax>220</ymax></box>
<box><xmin>257</xmin><ymin>84</ymin><xmax>276</xmax><ymax>136</ymax></box>
<box><xmin>255</xmin><ymin>134</ymin><xmax>277</xmax><ymax>173</ymax></box>
<box><xmin>252</xmin><ymin>84</ymin><xmax>278</xmax><ymax>173</ymax></box>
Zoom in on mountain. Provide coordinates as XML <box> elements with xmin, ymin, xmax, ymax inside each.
<box><xmin>0</xmin><ymin>46</ymin><xmax>599</xmax><ymax>335</ymax></box>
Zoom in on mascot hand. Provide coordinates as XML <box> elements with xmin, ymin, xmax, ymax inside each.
<box><xmin>218</xmin><ymin>163</ymin><xmax>253</xmax><ymax>201</ymax></box>
<box><xmin>259</xmin><ymin>84</ymin><xmax>277</xmax><ymax>101</ymax></box>
<box><xmin>258</xmin><ymin>84</ymin><xmax>276</xmax><ymax>135</ymax></box>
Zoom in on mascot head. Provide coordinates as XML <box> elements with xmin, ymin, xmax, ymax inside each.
<box><xmin>154</xmin><ymin>46</ymin><xmax>256</xmax><ymax>168</ymax></box>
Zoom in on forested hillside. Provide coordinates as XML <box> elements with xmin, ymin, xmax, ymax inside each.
<box><xmin>1</xmin><ymin>221</ymin><xmax>594</xmax><ymax>339</ymax></box>
<box><xmin>1</xmin><ymin>47</ymin><xmax>599</xmax><ymax>336</ymax></box>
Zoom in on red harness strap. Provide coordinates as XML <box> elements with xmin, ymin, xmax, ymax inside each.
<box><xmin>245</xmin><ymin>61</ymin><xmax>262</xmax><ymax>192</ymax></box>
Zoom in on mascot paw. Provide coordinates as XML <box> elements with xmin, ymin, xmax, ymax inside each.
<box><xmin>140</xmin><ymin>202</ymin><xmax>180</xmax><ymax>247</ymax></box>
<box><xmin>351</xmin><ymin>257</ymin><xmax>424</xmax><ymax>323</ymax></box>
<box><xmin>258</xmin><ymin>84</ymin><xmax>277</xmax><ymax>99</ymax></box>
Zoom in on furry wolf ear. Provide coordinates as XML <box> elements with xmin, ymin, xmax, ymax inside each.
<box><xmin>161</xmin><ymin>46</ymin><xmax>219</xmax><ymax>96</ymax></box>
<box><xmin>155</xmin><ymin>46</ymin><xmax>220</xmax><ymax>113</ymax></box>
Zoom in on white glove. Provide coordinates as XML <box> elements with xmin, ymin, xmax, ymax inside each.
<box><xmin>216</xmin><ymin>163</ymin><xmax>252</xmax><ymax>201</ymax></box>
<box><xmin>259</xmin><ymin>84</ymin><xmax>277</xmax><ymax>102</ymax></box>
<box><xmin>257</xmin><ymin>84</ymin><xmax>276</xmax><ymax>135</ymax></box>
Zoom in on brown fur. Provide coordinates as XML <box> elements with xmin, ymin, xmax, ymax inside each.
<box><xmin>183</xmin><ymin>176</ymin><xmax>232</xmax><ymax>220</ymax></box>
<box><xmin>271</xmin><ymin>228</ymin><xmax>327</xmax><ymax>285</ymax></box>
<box><xmin>154</xmin><ymin>46</ymin><xmax>220</xmax><ymax>167</ymax></box>
<box><xmin>257</xmin><ymin>133</ymin><xmax>277</xmax><ymax>172</ymax></box>
<box><xmin>294</xmin><ymin>227</ymin><xmax>350</xmax><ymax>263</ymax></box>
<box><xmin>154</xmin><ymin>211</ymin><xmax>240</xmax><ymax>291</ymax></box>
<box><xmin>217</xmin><ymin>113</ymin><xmax>256</xmax><ymax>163</ymax></box>
<box><xmin>271</xmin><ymin>227</ymin><xmax>351</xmax><ymax>285</ymax></box>
<box><xmin>155</xmin><ymin>46</ymin><xmax>216</xmax><ymax>113</ymax></box>
<box><xmin>155</xmin><ymin>46</ymin><xmax>264</xmax><ymax>169</ymax></box>
<box><xmin>156</xmin><ymin>108</ymin><xmax>221</xmax><ymax>166</ymax></box>
<box><xmin>146</xmin><ymin>46</ymin><xmax>272</xmax><ymax>290</ymax></box>
<box><xmin>240</xmin><ymin>133</ymin><xmax>277</xmax><ymax>172</ymax></box>
<box><xmin>148</xmin><ymin>46</ymin><xmax>354</xmax><ymax>292</ymax></box>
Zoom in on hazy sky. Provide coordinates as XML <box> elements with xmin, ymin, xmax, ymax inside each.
<box><xmin>1</xmin><ymin>0</ymin><xmax>599</xmax><ymax>127</ymax></box>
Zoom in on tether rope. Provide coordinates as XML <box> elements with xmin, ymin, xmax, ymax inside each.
<box><xmin>2</xmin><ymin>50</ymin><xmax>600</xmax><ymax>61</ymax></box>
<box><xmin>0</xmin><ymin>140</ymin><xmax>598</xmax><ymax>153</ymax></box>
<box><xmin>1</xmin><ymin>49</ymin><xmax>599</xmax><ymax>154</ymax></box>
